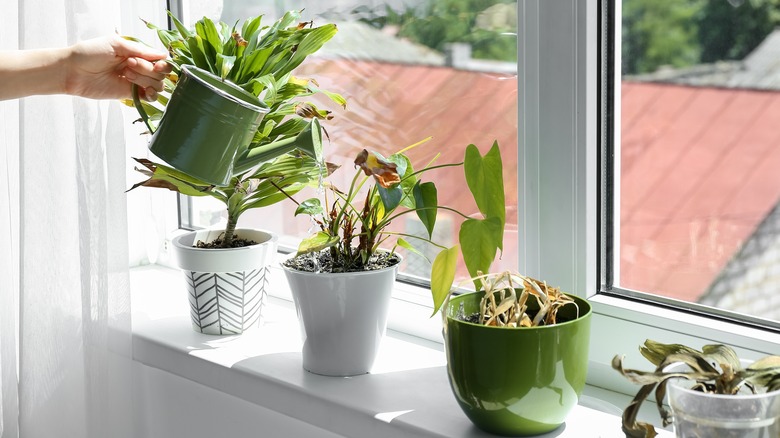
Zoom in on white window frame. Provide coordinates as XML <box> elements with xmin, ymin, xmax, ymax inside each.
<box><xmin>524</xmin><ymin>0</ymin><xmax>780</xmax><ymax>396</ymax></box>
<box><xmin>142</xmin><ymin>0</ymin><xmax>780</xmax><ymax>397</ymax></box>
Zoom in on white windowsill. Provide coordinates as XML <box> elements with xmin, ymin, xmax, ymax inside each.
<box><xmin>130</xmin><ymin>264</ymin><xmax>673</xmax><ymax>438</ymax></box>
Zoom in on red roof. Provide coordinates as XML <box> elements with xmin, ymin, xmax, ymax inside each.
<box><xmin>620</xmin><ymin>81</ymin><xmax>780</xmax><ymax>301</ymax></box>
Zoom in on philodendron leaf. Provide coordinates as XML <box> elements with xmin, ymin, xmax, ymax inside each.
<box><xmin>297</xmin><ymin>231</ymin><xmax>339</xmax><ymax>255</ymax></box>
<box><xmin>377</xmin><ymin>185</ymin><xmax>403</xmax><ymax>212</ymax></box>
<box><xmin>430</xmin><ymin>245</ymin><xmax>459</xmax><ymax>316</ymax></box>
<box><xmin>294</xmin><ymin>198</ymin><xmax>324</xmax><ymax>216</ymax></box>
<box><xmin>464</xmin><ymin>141</ymin><xmax>505</xmax><ymax>249</ymax></box>
<box><xmin>413</xmin><ymin>181</ymin><xmax>437</xmax><ymax>238</ymax></box>
<box><xmin>459</xmin><ymin>216</ymin><xmax>503</xmax><ymax>282</ymax></box>
<box><xmin>396</xmin><ymin>238</ymin><xmax>429</xmax><ymax>263</ymax></box>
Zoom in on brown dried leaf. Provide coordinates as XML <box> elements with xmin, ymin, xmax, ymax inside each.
<box><xmin>232</xmin><ymin>31</ymin><xmax>248</xmax><ymax>47</ymax></box>
<box><xmin>354</xmin><ymin>149</ymin><xmax>401</xmax><ymax>189</ymax></box>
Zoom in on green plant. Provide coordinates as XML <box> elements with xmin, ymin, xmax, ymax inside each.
<box><xmin>613</xmin><ymin>339</ymin><xmax>780</xmax><ymax>438</ymax></box>
<box><xmin>127</xmin><ymin>10</ymin><xmax>345</xmax><ymax>247</ymax></box>
<box><xmin>287</xmin><ymin>140</ymin><xmax>505</xmax><ymax>305</ymax></box>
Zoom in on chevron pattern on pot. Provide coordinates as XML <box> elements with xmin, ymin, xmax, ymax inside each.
<box><xmin>184</xmin><ymin>267</ymin><xmax>269</xmax><ymax>335</ymax></box>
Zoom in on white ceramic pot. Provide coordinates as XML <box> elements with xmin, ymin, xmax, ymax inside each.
<box><xmin>282</xmin><ymin>255</ymin><xmax>400</xmax><ymax>376</ymax></box>
<box><xmin>171</xmin><ymin>228</ymin><xmax>277</xmax><ymax>335</ymax></box>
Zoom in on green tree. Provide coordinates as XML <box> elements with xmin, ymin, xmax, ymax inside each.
<box><xmin>697</xmin><ymin>0</ymin><xmax>780</xmax><ymax>63</ymax></box>
<box><xmin>622</xmin><ymin>0</ymin><xmax>703</xmax><ymax>74</ymax></box>
<box><xmin>357</xmin><ymin>0</ymin><xmax>517</xmax><ymax>62</ymax></box>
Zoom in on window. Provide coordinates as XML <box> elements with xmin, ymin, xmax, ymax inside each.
<box><xmin>608</xmin><ymin>0</ymin><xmax>780</xmax><ymax>330</ymax></box>
<box><xmin>154</xmin><ymin>0</ymin><xmax>780</xmax><ymax>392</ymax></box>
<box><xmin>175</xmin><ymin>0</ymin><xmax>519</xmax><ymax>288</ymax></box>
<box><xmin>515</xmin><ymin>0</ymin><xmax>780</xmax><ymax>396</ymax></box>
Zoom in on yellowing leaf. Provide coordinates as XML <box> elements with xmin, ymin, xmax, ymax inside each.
<box><xmin>430</xmin><ymin>246</ymin><xmax>459</xmax><ymax>316</ymax></box>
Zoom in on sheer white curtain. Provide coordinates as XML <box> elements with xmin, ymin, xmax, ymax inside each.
<box><xmin>0</xmin><ymin>0</ymin><xmax>138</xmax><ymax>436</ymax></box>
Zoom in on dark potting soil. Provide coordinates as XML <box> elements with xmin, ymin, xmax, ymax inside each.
<box><xmin>283</xmin><ymin>250</ymin><xmax>401</xmax><ymax>273</ymax></box>
<box><xmin>194</xmin><ymin>237</ymin><xmax>259</xmax><ymax>249</ymax></box>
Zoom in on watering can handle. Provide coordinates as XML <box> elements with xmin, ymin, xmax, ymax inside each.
<box><xmin>132</xmin><ymin>84</ymin><xmax>157</xmax><ymax>135</ymax></box>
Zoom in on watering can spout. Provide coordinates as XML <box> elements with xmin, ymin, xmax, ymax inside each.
<box><xmin>233</xmin><ymin>118</ymin><xmax>323</xmax><ymax>176</ymax></box>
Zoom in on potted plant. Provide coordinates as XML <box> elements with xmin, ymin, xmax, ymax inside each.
<box><xmin>127</xmin><ymin>10</ymin><xmax>345</xmax><ymax>335</ymax></box>
<box><xmin>613</xmin><ymin>339</ymin><xmax>780</xmax><ymax>438</ymax></box>
<box><xmin>280</xmin><ymin>139</ymin><xmax>503</xmax><ymax>376</ymax></box>
<box><xmin>433</xmin><ymin>142</ymin><xmax>592</xmax><ymax>436</ymax></box>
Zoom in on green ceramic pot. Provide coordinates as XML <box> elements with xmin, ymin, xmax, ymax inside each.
<box><xmin>444</xmin><ymin>291</ymin><xmax>592</xmax><ymax>436</ymax></box>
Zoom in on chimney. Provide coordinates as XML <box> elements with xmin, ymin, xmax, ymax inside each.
<box><xmin>444</xmin><ymin>43</ymin><xmax>472</xmax><ymax>69</ymax></box>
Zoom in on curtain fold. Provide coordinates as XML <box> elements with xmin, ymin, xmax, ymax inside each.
<box><xmin>1</xmin><ymin>0</ymin><xmax>134</xmax><ymax>436</ymax></box>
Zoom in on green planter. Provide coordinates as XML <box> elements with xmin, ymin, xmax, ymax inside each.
<box><xmin>444</xmin><ymin>291</ymin><xmax>592</xmax><ymax>436</ymax></box>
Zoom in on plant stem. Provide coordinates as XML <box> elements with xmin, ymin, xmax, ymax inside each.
<box><xmin>222</xmin><ymin>214</ymin><xmax>238</xmax><ymax>248</ymax></box>
<box><xmin>382</xmin><ymin>205</ymin><xmax>471</xmax><ymax>228</ymax></box>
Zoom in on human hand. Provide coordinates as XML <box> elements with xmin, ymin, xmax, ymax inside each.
<box><xmin>65</xmin><ymin>35</ymin><xmax>172</xmax><ymax>102</ymax></box>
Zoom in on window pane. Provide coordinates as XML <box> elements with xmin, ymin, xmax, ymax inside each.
<box><xmin>618</xmin><ymin>0</ymin><xmax>780</xmax><ymax>322</ymax></box>
<box><xmin>182</xmin><ymin>1</ymin><xmax>518</xmax><ymax>284</ymax></box>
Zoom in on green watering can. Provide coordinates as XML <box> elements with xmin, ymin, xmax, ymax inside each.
<box><xmin>133</xmin><ymin>64</ymin><xmax>322</xmax><ymax>186</ymax></box>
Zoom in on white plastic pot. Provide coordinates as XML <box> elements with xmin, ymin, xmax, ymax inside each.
<box><xmin>171</xmin><ymin>228</ymin><xmax>277</xmax><ymax>335</ymax></box>
<box><xmin>667</xmin><ymin>365</ymin><xmax>780</xmax><ymax>438</ymax></box>
<box><xmin>281</xmin><ymin>255</ymin><xmax>400</xmax><ymax>376</ymax></box>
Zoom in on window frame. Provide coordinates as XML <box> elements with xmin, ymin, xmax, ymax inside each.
<box><xmin>588</xmin><ymin>0</ymin><xmax>780</xmax><ymax>394</ymax></box>
<box><xmin>161</xmin><ymin>0</ymin><xmax>780</xmax><ymax>398</ymax></box>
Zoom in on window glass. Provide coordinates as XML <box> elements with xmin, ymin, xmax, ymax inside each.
<box><xmin>181</xmin><ymin>0</ymin><xmax>518</xmax><ymax>285</ymax></box>
<box><xmin>618</xmin><ymin>0</ymin><xmax>780</xmax><ymax>323</ymax></box>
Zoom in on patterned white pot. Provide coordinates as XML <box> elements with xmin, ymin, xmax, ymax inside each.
<box><xmin>171</xmin><ymin>228</ymin><xmax>277</xmax><ymax>335</ymax></box>
<box><xmin>282</xmin><ymin>254</ymin><xmax>400</xmax><ymax>376</ymax></box>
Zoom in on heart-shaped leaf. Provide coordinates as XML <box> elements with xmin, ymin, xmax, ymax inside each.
<box><xmin>413</xmin><ymin>181</ymin><xmax>437</xmax><ymax>238</ymax></box>
<box><xmin>464</xmin><ymin>141</ymin><xmax>505</xmax><ymax>249</ymax></box>
<box><xmin>459</xmin><ymin>217</ymin><xmax>503</xmax><ymax>282</ymax></box>
<box><xmin>295</xmin><ymin>198</ymin><xmax>324</xmax><ymax>216</ymax></box>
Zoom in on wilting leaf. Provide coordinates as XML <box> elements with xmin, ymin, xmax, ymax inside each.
<box><xmin>128</xmin><ymin>158</ymin><xmax>215</xmax><ymax>198</ymax></box>
<box><xmin>430</xmin><ymin>245</ymin><xmax>459</xmax><ymax>316</ymax></box>
<box><xmin>748</xmin><ymin>356</ymin><xmax>780</xmax><ymax>371</ymax></box>
<box><xmin>640</xmin><ymin>340</ymin><xmax>704</xmax><ymax>367</ymax></box>
<box><xmin>295</xmin><ymin>102</ymin><xmax>333</xmax><ymax>120</ymax></box>
<box><xmin>354</xmin><ymin>149</ymin><xmax>401</xmax><ymax>188</ymax></box>
<box><xmin>702</xmin><ymin>344</ymin><xmax>742</xmax><ymax>373</ymax></box>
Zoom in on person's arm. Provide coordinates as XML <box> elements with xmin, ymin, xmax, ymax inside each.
<box><xmin>0</xmin><ymin>35</ymin><xmax>171</xmax><ymax>101</ymax></box>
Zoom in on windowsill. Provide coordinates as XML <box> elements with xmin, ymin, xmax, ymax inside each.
<box><xmin>130</xmin><ymin>264</ymin><xmax>673</xmax><ymax>437</ymax></box>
